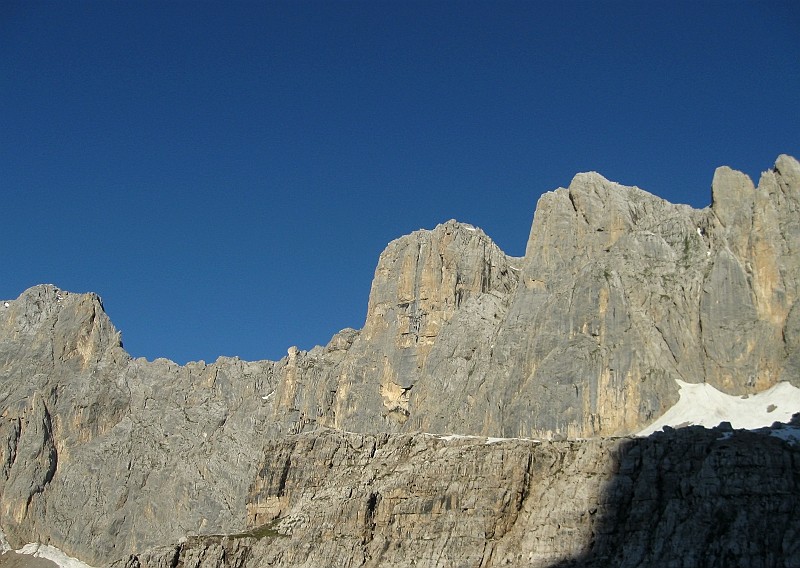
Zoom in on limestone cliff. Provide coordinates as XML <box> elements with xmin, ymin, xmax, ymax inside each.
<box><xmin>120</xmin><ymin>425</ymin><xmax>800</xmax><ymax>568</ymax></box>
<box><xmin>271</xmin><ymin>154</ymin><xmax>800</xmax><ymax>440</ymax></box>
<box><xmin>0</xmin><ymin>155</ymin><xmax>798</xmax><ymax>566</ymax></box>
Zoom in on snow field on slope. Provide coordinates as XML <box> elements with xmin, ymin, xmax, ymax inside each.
<box><xmin>638</xmin><ymin>379</ymin><xmax>800</xmax><ymax>436</ymax></box>
<box><xmin>16</xmin><ymin>544</ymin><xmax>96</xmax><ymax>568</ymax></box>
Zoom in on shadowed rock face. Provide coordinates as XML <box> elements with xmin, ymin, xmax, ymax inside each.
<box><xmin>0</xmin><ymin>156</ymin><xmax>798</xmax><ymax>565</ymax></box>
<box><xmin>119</xmin><ymin>425</ymin><xmax>800</xmax><ymax>568</ymax></box>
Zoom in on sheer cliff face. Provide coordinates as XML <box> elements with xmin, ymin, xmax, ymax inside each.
<box><xmin>493</xmin><ymin>155</ymin><xmax>800</xmax><ymax>437</ymax></box>
<box><xmin>127</xmin><ymin>426</ymin><xmax>800</xmax><ymax>568</ymax></box>
<box><xmin>276</xmin><ymin>154</ymin><xmax>800</xmax><ymax>439</ymax></box>
<box><xmin>0</xmin><ymin>156</ymin><xmax>798</xmax><ymax>565</ymax></box>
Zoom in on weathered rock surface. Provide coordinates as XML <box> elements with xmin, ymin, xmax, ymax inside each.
<box><xmin>0</xmin><ymin>286</ymin><xmax>282</xmax><ymax>563</ymax></box>
<box><xmin>270</xmin><ymin>155</ymin><xmax>800</xmax><ymax>440</ymax></box>
<box><xmin>0</xmin><ymin>155</ymin><xmax>798</xmax><ymax>566</ymax></box>
<box><xmin>120</xmin><ymin>425</ymin><xmax>800</xmax><ymax>568</ymax></box>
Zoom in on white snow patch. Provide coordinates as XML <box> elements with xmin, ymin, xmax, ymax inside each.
<box><xmin>16</xmin><ymin>543</ymin><xmax>96</xmax><ymax>568</ymax></box>
<box><xmin>639</xmin><ymin>379</ymin><xmax>800</xmax><ymax>436</ymax></box>
<box><xmin>432</xmin><ymin>434</ymin><xmax>540</xmax><ymax>444</ymax></box>
<box><xmin>438</xmin><ymin>434</ymin><xmax>482</xmax><ymax>442</ymax></box>
<box><xmin>485</xmin><ymin>436</ymin><xmax>540</xmax><ymax>444</ymax></box>
<box><xmin>261</xmin><ymin>391</ymin><xmax>275</xmax><ymax>400</ymax></box>
<box><xmin>0</xmin><ymin>526</ymin><xmax>10</xmax><ymax>552</ymax></box>
<box><xmin>770</xmin><ymin>427</ymin><xmax>800</xmax><ymax>445</ymax></box>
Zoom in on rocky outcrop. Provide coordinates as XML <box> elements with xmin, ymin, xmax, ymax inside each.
<box><xmin>0</xmin><ymin>286</ymin><xmax>283</xmax><ymax>563</ymax></box>
<box><xmin>120</xmin><ymin>424</ymin><xmax>800</xmax><ymax>568</ymax></box>
<box><xmin>0</xmin><ymin>155</ymin><xmax>798</xmax><ymax>565</ymax></box>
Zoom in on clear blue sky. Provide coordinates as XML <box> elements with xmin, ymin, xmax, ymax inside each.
<box><xmin>2</xmin><ymin>1</ymin><xmax>798</xmax><ymax>364</ymax></box>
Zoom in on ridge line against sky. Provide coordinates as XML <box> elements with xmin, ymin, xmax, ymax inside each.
<box><xmin>2</xmin><ymin>0</ymin><xmax>798</xmax><ymax>364</ymax></box>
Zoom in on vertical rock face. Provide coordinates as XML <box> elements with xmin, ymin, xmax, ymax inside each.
<box><xmin>0</xmin><ymin>286</ymin><xmax>129</xmax><ymax>550</ymax></box>
<box><xmin>267</xmin><ymin>154</ymin><xmax>799</xmax><ymax>440</ymax></box>
<box><xmin>261</xmin><ymin>221</ymin><xmax>521</xmax><ymax>437</ymax></box>
<box><xmin>124</xmin><ymin>426</ymin><xmax>800</xmax><ymax>568</ymax></box>
<box><xmin>298</xmin><ymin>154</ymin><xmax>798</xmax><ymax>440</ymax></box>
<box><xmin>500</xmin><ymin>157</ymin><xmax>799</xmax><ymax>438</ymax></box>
<box><xmin>347</xmin><ymin>221</ymin><xmax>519</xmax><ymax>429</ymax></box>
<box><xmin>363</xmin><ymin>221</ymin><xmax>518</xmax><ymax>352</ymax></box>
<box><xmin>0</xmin><ymin>155</ymin><xmax>798</xmax><ymax>566</ymax></box>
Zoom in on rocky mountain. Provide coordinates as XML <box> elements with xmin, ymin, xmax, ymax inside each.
<box><xmin>0</xmin><ymin>155</ymin><xmax>798</xmax><ymax>567</ymax></box>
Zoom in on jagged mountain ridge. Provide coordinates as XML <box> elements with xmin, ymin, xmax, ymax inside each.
<box><xmin>0</xmin><ymin>155</ymin><xmax>798</xmax><ymax>566</ymax></box>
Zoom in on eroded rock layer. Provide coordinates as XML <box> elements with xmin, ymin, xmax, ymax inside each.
<box><xmin>120</xmin><ymin>426</ymin><xmax>800</xmax><ymax>568</ymax></box>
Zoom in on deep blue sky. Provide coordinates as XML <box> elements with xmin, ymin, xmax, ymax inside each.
<box><xmin>2</xmin><ymin>1</ymin><xmax>798</xmax><ymax>364</ymax></box>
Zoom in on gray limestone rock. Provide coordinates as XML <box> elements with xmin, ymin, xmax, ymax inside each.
<box><xmin>125</xmin><ymin>426</ymin><xmax>800</xmax><ymax>568</ymax></box>
<box><xmin>0</xmin><ymin>286</ymin><xmax>283</xmax><ymax>563</ymax></box>
<box><xmin>0</xmin><ymin>155</ymin><xmax>798</xmax><ymax>566</ymax></box>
